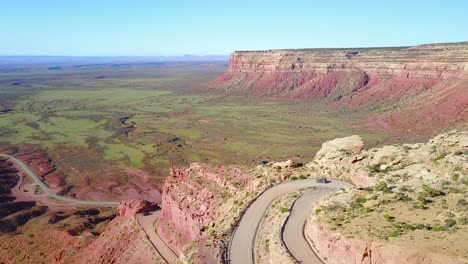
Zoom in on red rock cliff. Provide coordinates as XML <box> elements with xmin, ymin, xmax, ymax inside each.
<box><xmin>213</xmin><ymin>42</ymin><xmax>468</xmax><ymax>132</ymax></box>
<box><xmin>156</xmin><ymin>163</ymin><xmax>254</xmax><ymax>260</ymax></box>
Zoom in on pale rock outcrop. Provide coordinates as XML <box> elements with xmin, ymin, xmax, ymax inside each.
<box><xmin>315</xmin><ymin>135</ymin><xmax>363</xmax><ymax>159</ymax></box>
<box><xmin>307</xmin><ymin>135</ymin><xmax>373</xmax><ymax>187</ymax></box>
<box><xmin>306</xmin><ymin>130</ymin><xmax>468</xmax><ymax>264</ymax></box>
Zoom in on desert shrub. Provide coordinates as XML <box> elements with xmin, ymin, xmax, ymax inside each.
<box><xmin>396</xmin><ymin>192</ymin><xmax>413</xmax><ymax>202</ymax></box>
<box><xmin>388</xmin><ymin>229</ymin><xmax>400</xmax><ymax>237</ymax></box>
<box><xmin>355</xmin><ymin>197</ymin><xmax>367</xmax><ymax>204</ymax></box>
<box><xmin>433</xmin><ymin>152</ymin><xmax>447</xmax><ymax>162</ymax></box>
<box><xmin>367</xmin><ymin>163</ymin><xmax>390</xmax><ymax>173</ymax></box>
<box><xmin>279</xmin><ymin>207</ymin><xmax>289</xmax><ymax>213</ymax></box>
<box><xmin>374</xmin><ymin>181</ymin><xmax>390</xmax><ymax>193</ymax></box>
<box><xmin>456</xmin><ymin>199</ymin><xmax>467</xmax><ymax>207</ymax></box>
<box><xmin>383</xmin><ymin>214</ymin><xmax>394</xmax><ymax>222</ymax></box>
<box><xmin>414</xmin><ymin>223</ymin><xmax>431</xmax><ymax>230</ymax></box>
<box><xmin>290</xmin><ymin>176</ymin><xmax>298</xmax><ymax>181</ymax></box>
<box><xmin>448</xmin><ymin>187</ymin><xmax>463</xmax><ymax>194</ymax></box>
<box><xmin>413</xmin><ymin>194</ymin><xmax>430</xmax><ymax>209</ymax></box>
<box><xmin>350</xmin><ymin>197</ymin><xmax>366</xmax><ymax>210</ymax></box>
<box><xmin>444</xmin><ymin>219</ymin><xmax>457</xmax><ymax>229</ymax></box>
<box><xmin>458</xmin><ymin>217</ymin><xmax>468</xmax><ymax>225</ymax></box>
<box><xmin>315</xmin><ymin>208</ymin><xmax>322</xmax><ymax>215</ymax></box>
<box><xmin>391</xmin><ymin>222</ymin><xmax>416</xmax><ymax>231</ymax></box>
<box><xmin>422</xmin><ymin>184</ymin><xmax>444</xmax><ymax>197</ymax></box>
<box><xmin>452</xmin><ymin>174</ymin><xmax>460</xmax><ymax>181</ymax></box>
<box><xmin>299</xmin><ymin>175</ymin><xmax>307</xmax><ymax>180</ymax></box>
<box><xmin>431</xmin><ymin>224</ymin><xmax>445</xmax><ymax>231</ymax></box>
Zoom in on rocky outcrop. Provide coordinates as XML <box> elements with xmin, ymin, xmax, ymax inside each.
<box><xmin>315</xmin><ymin>135</ymin><xmax>363</xmax><ymax>159</ymax></box>
<box><xmin>306</xmin><ymin>130</ymin><xmax>468</xmax><ymax>263</ymax></box>
<box><xmin>307</xmin><ymin>135</ymin><xmax>374</xmax><ymax>187</ymax></box>
<box><xmin>212</xmin><ymin>42</ymin><xmax>468</xmax><ymax>132</ymax></box>
<box><xmin>157</xmin><ymin>163</ymin><xmax>257</xmax><ymax>261</ymax></box>
<box><xmin>117</xmin><ymin>199</ymin><xmax>158</xmax><ymax>217</ymax></box>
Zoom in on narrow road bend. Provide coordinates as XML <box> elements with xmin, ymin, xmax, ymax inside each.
<box><xmin>228</xmin><ymin>179</ymin><xmax>350</xmax><ymax>264</ymax></box>
<box><xmin>283</xmin><ymin>189</ymin><xmax>334</xmax><ymax>264</ymax></box>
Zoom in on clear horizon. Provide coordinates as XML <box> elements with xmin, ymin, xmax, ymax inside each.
<box><xmin>1</xmin><ymin>0</ymin><xmax>467</xmax><ymax>56</ymax></box>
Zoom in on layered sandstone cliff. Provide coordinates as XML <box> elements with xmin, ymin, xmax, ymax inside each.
<box><xmin>213</xmin><ymin>42</ymin><xmax>468</xmax><ymax>132</ymax></box>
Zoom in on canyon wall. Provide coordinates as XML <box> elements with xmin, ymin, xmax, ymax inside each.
<box><xmin>156</xmin><ymin>163</ymin><xmax>257</xmax><ymax>262</ymax></box>
<box><xmin>213</xmin><ymin>42</ymin><xmax>468</xmax><ymax>132</ymax></box>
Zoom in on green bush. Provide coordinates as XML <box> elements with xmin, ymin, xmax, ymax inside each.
<box><xmin>355</xmin><ymin>197</ymin><xmax>368</xmax><ymax>204</ymax></box>
<box><xmin>422</xmin><ymin>184</ymin><xmax>444</xmax><ymax>197</ymax></box>
<box><xmin>431</xmin><ymin>224</ymin><xmax>445</xmax><ymax>231</ymax></box>
<box><xmin>396</xmin><ymin>192</ymin><xmax>413</xmax><ymax>202</ymax></box>
<box><xmin>448</xmin><ymin>187</ymin><xmax>462</xmax><ymax>194</ymax></box>
<box><xmin>433</xmin><ymin>152</ymin><xmax>447</xmax><ymax>162</ymax></box>
<box><xmin>280</xmin><ymin>207</ymin><xmax>289</xmax><ymax>213</ymax></box>
<box><xmin>413</xmin><ymin>194</ymin><xmax>430</xmax><ymax>209</ymax></box>
<box><xmin>367</xmin><ymin>163</ymin><xmax>389</xmax><ymax>173</ymax></box>
<box><xmin>374</xmin><ymin>181</ymin><xmax>390</xmax><ymax>193</ymax></box>
<box><xmin>383</xmin><ymin>214</ymin><xmax>394</xmax><ymax>222</ymax></box>
<box><xmin>388</xmin><ymin>229</ymin><xmax>400</xmax><ymax>237</ymax></box>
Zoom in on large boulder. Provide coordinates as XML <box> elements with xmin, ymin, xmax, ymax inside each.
<box><xmin>117</xmin><ymin>199</ymin><xmax>157</xmax><ymax>217</ymax></box>
<box><xmin>315</xmin><ymin>135</ymin><xmax>363</xmax><ymax>159</ymax></box>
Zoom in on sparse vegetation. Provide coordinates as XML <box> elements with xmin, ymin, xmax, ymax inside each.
<box><xmin>374</xmin><ymin>181</ymin><xmax>390</xmax><ymax>193</ymax></box>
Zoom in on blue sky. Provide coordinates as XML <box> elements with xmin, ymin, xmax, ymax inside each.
<box><xmin>1</xmin><ymin>0</ymin><xmax>467</xmax><ymax>56</ymax></box>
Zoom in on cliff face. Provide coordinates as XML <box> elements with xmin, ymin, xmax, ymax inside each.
<box><xmin>213</xmin><ymin>42</ymin><xmax>468</xmax><ymax>132</ymax></box>
<box><xmin>157</xmin><ymin>163</ymin><xmax>257</xmax><ymax>262</ymax></box>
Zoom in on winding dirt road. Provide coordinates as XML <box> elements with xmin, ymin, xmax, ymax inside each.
<box><xmin>283</xmin><ymin>189</ymin><xmax>334</xmax><ymax>264</ymax></box>
<box><xmin>0</xmin><ymin>153</ymin><xmax>119</xmax><ymax>206</ymax></box>
<box><xmin>136</xmin><ymin>211</ymin><xmax>179</xmax><ymax>263</ymax></box>
<box><xmin>229</xmin><ymin>179</ymin><xmax>350</xmax><ymax>264</ymax></box>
